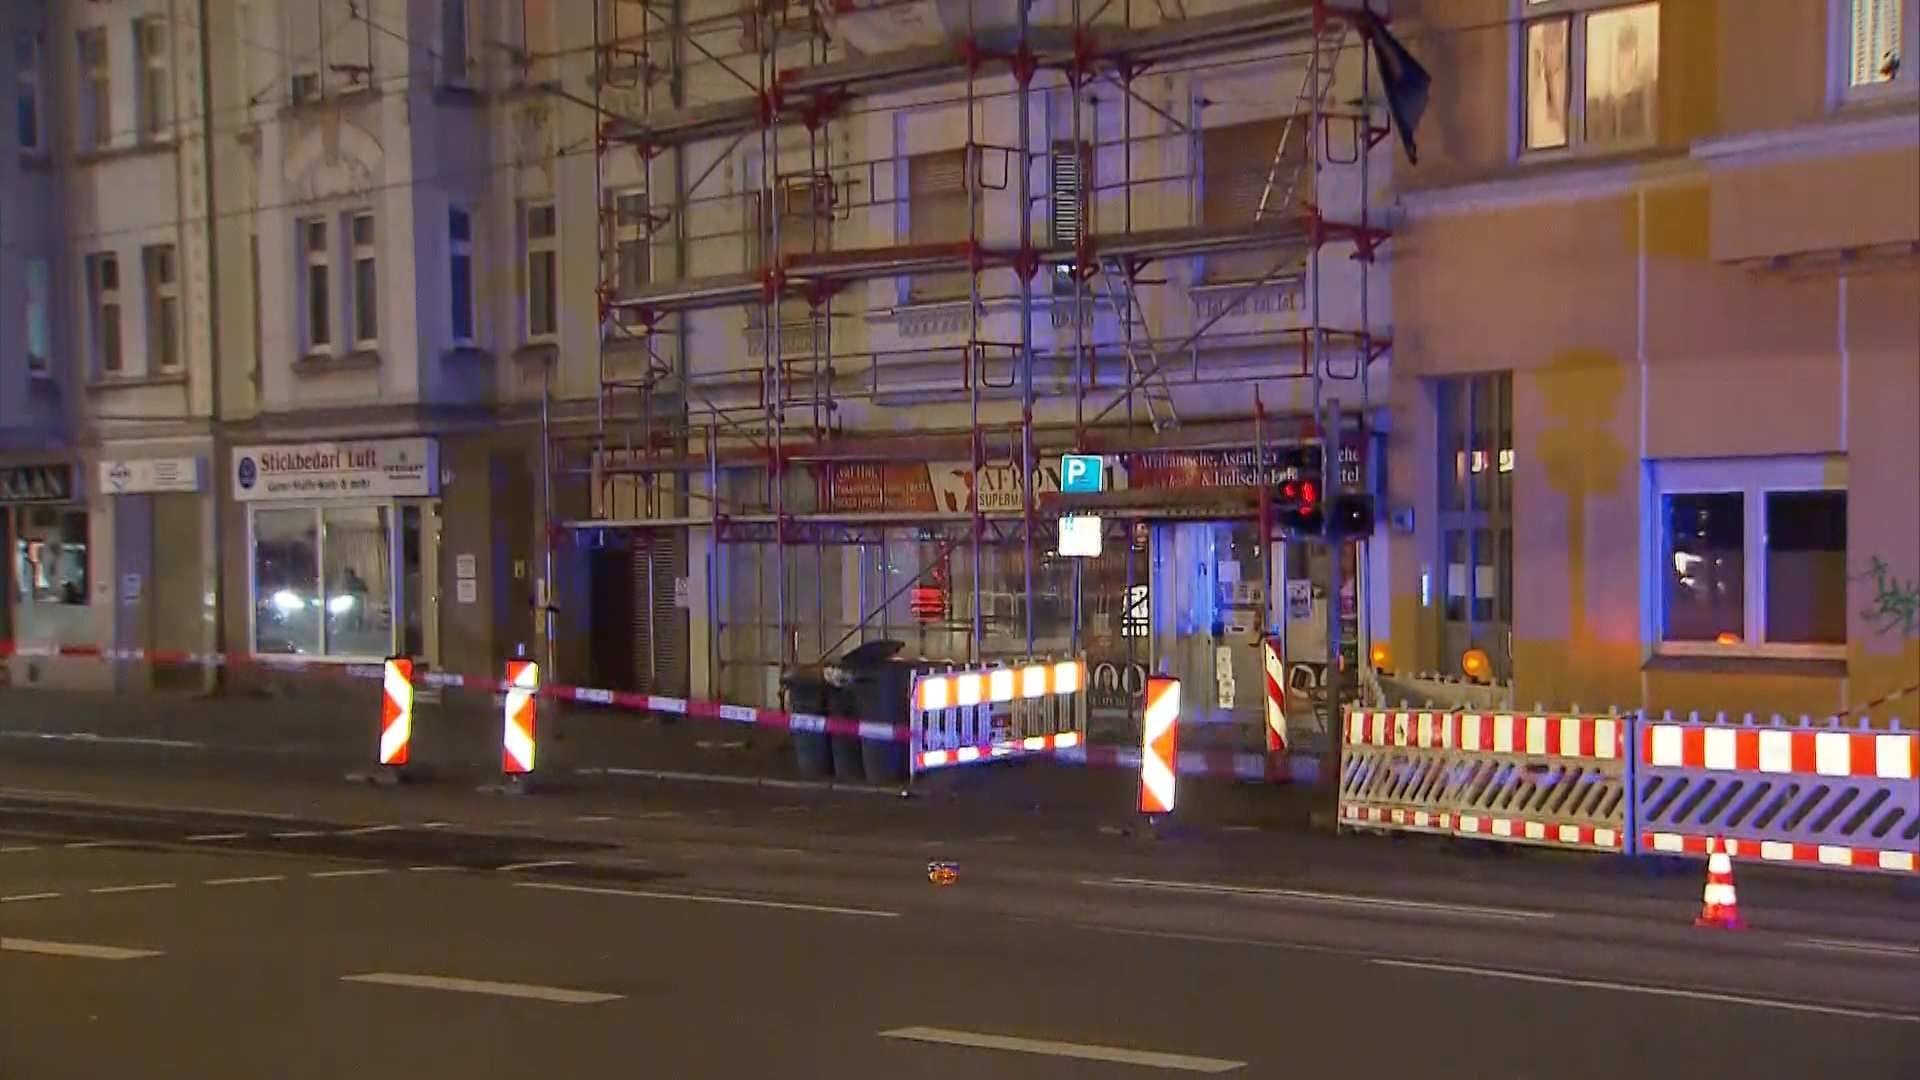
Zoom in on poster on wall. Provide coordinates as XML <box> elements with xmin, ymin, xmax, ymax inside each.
<box><xmin>231</xmin><ymin>439</ymin><xmax>438</xmax><ymax>501</ymax></box>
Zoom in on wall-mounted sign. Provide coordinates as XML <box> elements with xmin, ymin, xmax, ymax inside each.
<box><xmin>231</xmin><ymin>438</ymin><xmax>438</xmax><ymax>502</ymax></box>
<box><xmin>1057</xmin><ymin>515</ymin><xmax>1104</xmax><ymax>558</ymax></box>
<box><xmin>0</xmin><ymin>463</ymin><xmax>75</xmax><ymax>504</ymax></box>
<box><xmin>824</xmin><ymin>460</ymin><xmax>1062</xmax><ymax>515</ymax></box>
<box><xmin>1060</xmin><ymin>454</ymin><xmax>1105</xmax><ymax>494</ymax></box>
<box><xmin>100</xmin><ymin>457</ymin><xmax>202</xmax><ymax>496</ymax></box>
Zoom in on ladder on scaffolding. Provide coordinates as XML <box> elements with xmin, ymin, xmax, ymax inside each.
<box><xmin>1257</xmin><ymin>22</ymin><xmax>1348</xmax><ymax>222</ymax></box>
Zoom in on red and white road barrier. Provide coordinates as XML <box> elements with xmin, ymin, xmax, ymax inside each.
<box><xmin>1642</xmin><ymin>723</ymin><xmax>1916</xmax><ymax>780</ymax></box>
<box><xmin>379</xmin><ymin>657</ymin><xmax>413</xmax><ymax>768</ymax></box>
<box><xmin>907</xmin><ymin>658</ymin><xmax>1088</xmax><ymax>777</ymax></box>
<box><xmin>1642</xmin><ymin>831</ymin><xmax>1916</xmax><ymax>874</ymax></box>
<box><xmin>1139</xmin><ymin>677</ymin><xmax>1180</xmax><ymax>815</ymax></box>
<box><xmin>502</xmin><ymin>660</ymin><xmax>539</xmax><ymax>775</ymax></box>
<box><xmin>1262</xmin><ymin>637</ymin><xmax>1287</xmax><ymax>754</ymax></box>
<box><xmin>1347</xmin><ymin>709</ymin><xmax>1627</xmax><ymax>759</ymax></box>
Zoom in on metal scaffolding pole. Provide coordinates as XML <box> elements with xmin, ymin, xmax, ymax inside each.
<box><xmin>1017</xmin><ymin>0</ymin><xmax>1037</xmax><ymax>656</ymax></box>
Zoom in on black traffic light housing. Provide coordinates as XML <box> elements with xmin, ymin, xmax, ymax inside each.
<box><xmin>1326</xmin><ymin>493</ymin><xmax>1376</xmax><ymax>538</ymax></box>
<box><xmin>1274</xmin><ymin>479</ymin><xmax>1322</xmax><ymax>535</ymax></box>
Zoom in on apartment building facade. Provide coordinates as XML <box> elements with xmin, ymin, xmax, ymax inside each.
<box><xmin>1386</xmin><ymin>0</ymin><xmax>1919</xmax><ymax>717</ymax></box>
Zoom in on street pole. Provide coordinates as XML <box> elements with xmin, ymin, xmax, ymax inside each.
<box><xmin>1321</xmin><ymin>397</ymin><xmax>1343</xmax><ymax>824</ymax></box>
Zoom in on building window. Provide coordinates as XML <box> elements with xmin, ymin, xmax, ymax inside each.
<box><xmin>251</xmin><ymin>506</ymin><xmax>394</xmax><ymax>658</ymax></box>
<box><xmin>599</xmin><ymin>0</ymin><xmax>650</xmax><ymax>85</ymax></box>
<box><xmin>1840</xmin><ymin>0</ymin><xmax>1914</xmax><ymax>95</ymax></box>
<box><xmin>14</xmin><ymin>32</ymin><xmax>42</xmax><ymax>153</ymax></box>
<box><xmin>14</xmin><ymin>510</ymin><xmax>89</xmax><ymax>607</ymax></box>
<box><xmin>1519</xmin><ymin>1</ymin><xmax>1659</xmax><ymax>155</ymax></box>
<box><xmin>76</xmin><ymin>27</ymin><xmax>110</xmax><ymax>149</ymax></box>
<box><xmin>25</xmin><ymin>258</ymin><xmax>50</xmax><ymax>373</ymax></box>
<box><xmin>300</xmin><ymin>218</ymin><xmax>332</xmax><ymax>352</ymax></box>
<box><xmin>1436</xmin><ymin>373</ymin><xmax>1514</xmax><ymax>679</ymax></box>
<box><xmin>136</xmin><ymin>16</ymin><xmax>171</xmax><ymax>139</ymax></box>
<box><xmin>449</xmin><ymin>206</ymin><xmax>475</xmax><ymax>344</ymax></box>
<box><xmin>288</xmin><ymin>0</ymin><xmax>374</xmax><ymax>103</ymax></box>
<box><xmin>441</xmin><ymin>0</ymin><xmax>472</xmax><ymax>87</ymax></box>
<box><xmin>507</xmin><ymin>0</ymin><xmax>559</xmax><ymax>85</ymax></box>
<box><xmin>1200</xmin><ymin>116</ymin><xmax>1310</xmax><ymax>282</ymax></box>
<box><xmin>522</xmin><ymin>200</ymin><xmax>558</xmax><ymax>340</ymax></box>
<box><xmin>143</xmin><ymin>244</ymin><xmax>181</xmax><ymax>372</ymax></box>
<box><xmin>609</xmin><ymin>189</ymin><xmax>649</xmax><ymax>329</ymax></box>
<box><xmin>1654</xmin><ymin>458</ymin><xmax>1848</xmax><ymax>656</ymax></box>
<box><xmin>905</xmin><ymin>148</ymin><xmax>975</xmax><ymax>303</ymax></box>
<box><xmin>86</xmin><ymin>252</ymin><xmax>123</xmax><ymax>375</ymax></box>
<box><xmin>349</xmin><ymin>212</ymin><xmax>378</xmax><ymax>347</ymax></box>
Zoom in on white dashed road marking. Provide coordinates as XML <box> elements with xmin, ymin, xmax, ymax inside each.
<box><xmin>337</xmin><ymin>825</ymin><xmax>403</xmax><ymax>836</ymax></box>
<box><xmin>341</xmin><ymin>972</ymin><xmax>621</xmax><ymax>1005</ymax></box>
<box><xmin>64</xmin><ymin>841</ymin><xmax>117</xmax><ymax>850</ymax></box>
<box><xmin>1</xmin><ymin>844</ymin><xmax>40</xmax><ymax>853</ymax></box>
<box><xmin>89</xmin><ymin>882</ymin><xmax>176</xmax><ymax>895</ymax></box>
<box><xmin>3</xmin><ymin>938</ymin><xmax>163</xmax><ymax>961</ymax></box>
<box><xmin>205</xmin><ymin>875</ymin><xmax>285</xmax><ymax>887</ymax></box>
<box><xmin>185</xmin><ymin>833</ymin><xmax>246</xmax><ymax>842</ymax></box>
<box><xmin>271</xmin><ymin>831</ymin><xmax>325</xmax><ymax>839</ymax></box>
<box><xmin>517</xmin><ymin>881</ymin><xmax>899</xmax><ymax>919</ymax></box>
<box><xmin>1087</xmin><ymin>877</ymin><xmax>1554</xmax><ymax>923</ymax></box>
<box><xmin>310</xmin><ymin>868</ymin><xmax>389</xmax><ymax>879</ymax></box>
<box><xmin>497</xmin><ymin>860</ymin><xmax>574</xmax><ymax>873</ymax></box>
<box><xmin>878</xmin><ymin>1027</ymin><xmax>1245</xmax><ymax>1073</ymax></box>
<box><xmin>2</xmin><ymin>892</ymin><xmax>61</xmax><ymax>904</ymax></box>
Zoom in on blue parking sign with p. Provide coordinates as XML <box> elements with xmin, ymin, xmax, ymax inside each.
<box><xmin>1061</xmin><ymin>454</ymin><xmax>1104</xmax><ymax>493</ymax></box>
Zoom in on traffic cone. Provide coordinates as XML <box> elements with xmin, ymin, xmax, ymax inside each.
<box><xmin>1695</xmin><ymin>837</ymin><xmax>1744</xmax><ymax>930</ymax></box>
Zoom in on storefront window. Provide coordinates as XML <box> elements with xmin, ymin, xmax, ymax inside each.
<box><xmin>253</xmin><ymin>508</ymin><xmax>320</xmax><ymax>655</ymax></box>
<box><xmin>322</xmin><ymin>506</ymin><xmax>393</xmax><ymax>658</ymax></box>
<box><xmin>251</xmin><ymin>505</ymin><xmax>394</xmax><ymax>658</ymax></box>
<box><xmin>13</xmin><ymin>510</ymin><xmax>88</xmax><ymax>606</ymax></box>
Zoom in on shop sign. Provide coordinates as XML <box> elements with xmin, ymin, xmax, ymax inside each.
<box><xmin>231</xmin><ymin>438</ymin><xmax>438</xmax><ymax>502</ymax></box>
<box><xmin>100</xmin><ymin>457</ymin><xmax>202</xmax><ymax>495</ymax></box>
<box><xmin>824</xmin><ymin>460</ymin><xmax>1061</xmax><ymax>514</ymax></box>
<box><xmin>0</xmin><ymin>463</ymin><xmax>75</xmax><ymax>504</ymax></box>
<box><xmin>1121</xmin><ymin>444</ymin><xmax>1362</xmax><ymax>490</ymax></box>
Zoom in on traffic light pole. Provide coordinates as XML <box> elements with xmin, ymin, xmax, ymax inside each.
<box><xmin>1320</xmin><ymin>398</ymin><xmax>1344</xmax><ymax>826</ymax></box>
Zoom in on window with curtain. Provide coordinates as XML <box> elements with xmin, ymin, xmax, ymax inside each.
<box><xmin>906</xmin><ymin>148</ymin><xmax>976</xmax><ymax>303</ymax></box>
<box><xmin>1519</xmin><ymin>1</ymin><xmax>1659</xmax><ymax>155</ymax></box>
<box><xmin>1200</xmin><ymin>116</ymin><xmax>1310</xmax><ymax>283</ymax></box>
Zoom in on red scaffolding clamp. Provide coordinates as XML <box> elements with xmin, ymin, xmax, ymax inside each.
<box><xmin>1305</xmin><ymin>204</ymin><xmax>1391</xmax><ymax>263</ymax></box>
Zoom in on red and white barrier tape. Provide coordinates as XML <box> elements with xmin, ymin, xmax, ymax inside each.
<box><xmin>0</xmin><ymin>640</ymin><xmax>909</xmax><ymax>745</ymax></box>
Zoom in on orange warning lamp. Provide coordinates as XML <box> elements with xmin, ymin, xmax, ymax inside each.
<box><xmin>1369</xmin><ymin>643</ymin><xmax>1391</xmax><ymax>672</ymax></box>
<box><xmin>1715</xmin><ymin>632</ymin><xmax>1741</xmax><ymax>646</ymax></box>
<box><xmin>1461</xmin><ymin>648</ymin><xmax>1491</xmax><ymax>682</ymax></box>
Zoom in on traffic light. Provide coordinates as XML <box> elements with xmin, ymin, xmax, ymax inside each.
<box><xmin>1274</xmin><ymin>479</ymin><xmax>1322</xmax><ymax>535</ymax></box>
<box><xmin>1326</xmin><ymin>493</ymin><xmax>1376</xmax><ymax>538</ymax></box>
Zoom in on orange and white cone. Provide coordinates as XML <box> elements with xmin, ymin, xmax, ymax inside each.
<box><xmin>1695</xmin><ymin>837</ymin><xmax>1743</xmax><ymax>930</ymax></box>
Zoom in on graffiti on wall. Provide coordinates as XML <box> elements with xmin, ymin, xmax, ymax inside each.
<box><xmin>1857</xmin><ymin>558</ymin><xmax>1920</xmax><ymax>639</ymax></box>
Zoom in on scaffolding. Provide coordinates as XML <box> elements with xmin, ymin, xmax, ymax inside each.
<box><xmin>550</xmin><ymin>0</ymin><xmax>1399</xmax><ymax>711</ymax></box>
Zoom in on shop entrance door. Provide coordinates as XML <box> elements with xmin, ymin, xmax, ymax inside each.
<box><xmin>397</xmin><ymin>501</ymin><xmax>441</xmax><ymax>671</ymax></box>
<box><xmin>1148</xmin><ymin>521</ymin><xmax>1268</xmax><ymax>753</ymax></box>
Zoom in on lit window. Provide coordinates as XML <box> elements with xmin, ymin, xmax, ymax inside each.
<box><xmin>1653</xmin><ymin>459</ymin><xmax>1849</xmax><ymax>655</ymax></box>
<box><xmin>522</xmin><ymin>201</ymin><xmax>559</xmax><ymax>340</ymax></box>
<box><xmin>1519</xmin><ymin>2</ymin><xmax>1659</xmax><ymax>156</ymax></box>
<box><xmin>14</xmin><ymin>511</ymin><xmax>89</xmax><ymax>607</ymax></box>
<box><xmin>143</xmin><ymin>245</ymin><xmax>181</xmax><ymax>371</ymax></box>
<box><xmin>251</xmin><ymin>506</ymin><xmax>395</xmax><ymax>658</ymax></box>
<box><xmin>87</xmin><ymin>252</ymin><xmax>123</xmax><ymax>375</ymax></box>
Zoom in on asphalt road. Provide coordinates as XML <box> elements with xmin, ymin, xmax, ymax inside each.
<box><xmin>3</xmin><ymin>795</ymin><xmax>1917</xmax><ymax>1079</ymax></box>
